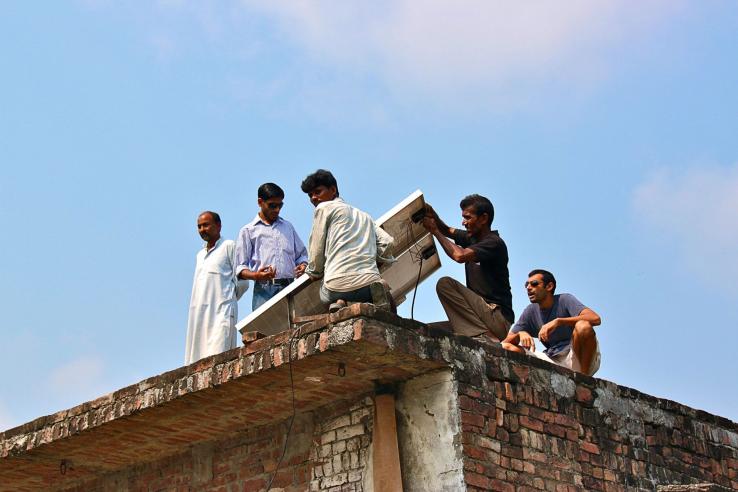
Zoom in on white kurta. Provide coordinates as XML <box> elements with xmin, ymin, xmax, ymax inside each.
<box><xmin>184</xmin><ymin>238</ymin><xmax>245</xmax><ymax>365</ymax></box>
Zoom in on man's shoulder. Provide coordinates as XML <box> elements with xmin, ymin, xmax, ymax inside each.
<box><xmin>481</xmin><ymin>230</ymin><xmax>506</xmax><ymax>246</ymax></box>
<box><xmin>315</xmin><ymin>198</ymin><xmax>353</xmax><ymax>219</ymax></box>
<box><xmin>216</xmin><ymin>239</ymin><xmax>236</xmax><ymax>254</ymax></box>
<box><xmin>318</xmin><ymin>198</ymin><xmax>349</xmax><ymax>209</ymax></box>
<box><xmin>555</xmin><ymin>293</ymin><xmax>586</xmax><ymax>312</ymax></box>
<box><xmin>276</xmin><ymin>216</ymin><xmax>297</xmax><ymax>229</ymax></box>
<box><xmin>512</xmin><ymin>303</ymin><xmax>540</xmax><ymax>331</ymax></box>
<box><xmin>556</xmin><ymin>293</ymin><xmax>579</xmax><ymax>303</ymax></box>
<box><xmin>519</xmin><ymin>303</ymin><xmax>539</xmax><ymax>319</ymax></box>
<box><xmin>239</xmin><ymin>215</ymin><xmax>262</xmax><ymax>232</ymax></box>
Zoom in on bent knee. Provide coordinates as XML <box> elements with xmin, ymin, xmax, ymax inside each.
<box><xmin>436</xmin><ymin>276</ymin><xmax>456</xmax><ymax>295</ymax></box>
<box><xmin>573</xmin><ymin>321</ymin><xmax>595</xmax><ymax>340</ymax></box>
<box><xmin>501</xmin><ymin>341</ymin><xmax>521</xmax><ymax>353</ymax></box>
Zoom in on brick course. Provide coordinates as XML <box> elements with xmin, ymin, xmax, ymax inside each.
<box><xmin>457</xmin><ymin>347</ymin><xmax>738</xmax><ymax>491</ymax></box>
<box><xmin>54</xmin><ymin>395</ymin><xmax>373</xmax><ymax>492</ymax></box>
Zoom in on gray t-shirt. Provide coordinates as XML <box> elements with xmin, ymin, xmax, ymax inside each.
<box><xmin>511</xmin><ymin>293</ymin><xmax>586</xmax><ymax>357</ymax></box>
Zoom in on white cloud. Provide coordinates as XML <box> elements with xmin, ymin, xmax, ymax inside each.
<box><xmin>0</xmin><ymin>403</ymin><xmax>16</xmax><ymax>432</ymax></box>
<box><xmin>47</xmin><ymin>356</ymin><xmax>107</xmax><ymax>403</ymax></box>
<box><xmin>86</xmin><ymin>0</ymin><xmax>684</xmax><ymax>116</ymax></box>
<box><xmin>242</xmin><ymin>0</ymin><xmax>683</xmax><ymax>106</ymax></box>
<box><xmin>633</xmin><ymin>164</ymin><xmax>738</xmax><ymax>284</ymax></box>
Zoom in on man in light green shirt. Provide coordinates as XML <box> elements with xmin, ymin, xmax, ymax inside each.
<box><xmin>301</xmin><ymin>169</ymin><xmax>394</xmax><ymax>311</ymax></box>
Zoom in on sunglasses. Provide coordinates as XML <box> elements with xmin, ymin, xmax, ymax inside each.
<box><xmin>524</xmin><ymin>280</ymin><xmax>542</xmax><ymax>288</ymax></box>
<box><xmin>267</xmin><ymin>202</ymin><xmax>284</xmax><ymax>210</ymax></box>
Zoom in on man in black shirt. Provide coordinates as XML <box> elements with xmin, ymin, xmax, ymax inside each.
<box><xmin>423</xmin><ymin>194</ymin><xmax>513</xmax><ymax>342</ymax></box>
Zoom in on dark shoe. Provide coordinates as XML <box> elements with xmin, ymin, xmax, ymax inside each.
<box><xmin>329</xmin><ymin>299</ymin><xmax>347</xmax><ymax>313</ymax></box>
<box><xmin>370</xmin><ymin>281</ymin><xmax>395</xmax><ymax>313</ymax></box>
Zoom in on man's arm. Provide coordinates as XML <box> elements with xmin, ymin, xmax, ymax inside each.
<box><xmin>422</xmin><ymin>216</ymin><xmax>477</xmax><ymax>263</ymax></box>
<box><xmin>539</xmin><ymin>308</ymin><xmax>601</xmax><ymax>343</ymax></box>
<box><xmin>226</xmin><ymin>241</ymin><xmax>249</xmax><ymax>300</ymax></box>
<box><xmin>239</xmin><ymin>266</ymin><xmax>276</xmax><ymax>281</ymax></box>
<box><xmin>375</xmin><ymin>224</ymin><xmax>394</xmax><ymax>263</ymax></box>
<box><xmin>502</xmin><ymin>330</ymin><xmax>537</xmax><ymax>351</ymax></box>
<box><xmin>503</xmin><ymin>310</ymin><xmax>537</xmax><ymax>351</ymax></box>
<box><xmin>425</xmin><ymin>204</ymin><xmax>455</xmax><ymax>238</ymax></box>
<box><xmin>292</xmin><ymin>224</ymin><xmax>309</xmax><ymax>277</ymax></box>
<box><xmin>305</xmin><ymin>206</ymin><xmax>329</xmax><ymax>280</ymax></box>
<box><xmin>235</xmin><ymin>227</ymin><xmax>276</xmax><ymax>281</ymax></box>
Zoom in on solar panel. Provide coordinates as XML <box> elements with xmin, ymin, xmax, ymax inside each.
<box><xmin>236</xmin><ymin>190</ymin><xmax>441</xmax><ymax>336</ymax></box>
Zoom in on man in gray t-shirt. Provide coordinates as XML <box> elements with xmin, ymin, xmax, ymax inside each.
<box><xmin>502</xmin><ymin>269</ymin><xmax>602</xmax><ymax>376</ymax></box>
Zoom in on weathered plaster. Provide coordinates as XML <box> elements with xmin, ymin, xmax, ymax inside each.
<box><xmin>395</xmin><ymin>369</ymin><xmax>465</xmax><ymax>492</ymax></box>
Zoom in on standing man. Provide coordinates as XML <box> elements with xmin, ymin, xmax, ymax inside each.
<box><xmin>184</xmin><ymin>211</ymin><xmax>244</xmax><ymax>365</ymax></box>
<box><xmin>300</xmin><ymin>169</ymin><xmax>394</xmax><ymax>312</ymax></box>
<box><xmin>502</xmin><ymin>269</ymin><xmax>602</xmax><ymax>376</ymax></box>
<box><xmin>235</xmin><ymin>183</ymin><xmax>308</xmax><ymax>310</ymax></box>
<box><xmin>423</xmin><ymin>194</ymin><xmax>513</xmax><ymax>342</ymax></box>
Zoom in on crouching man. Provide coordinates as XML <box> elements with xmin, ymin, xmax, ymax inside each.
<box><xmin>502</xmin><ymin>269</ymin><xmax>602</xmax><ymax>376</ymax></box>
<box><xmin>300</xmin><ymin>169</ymin><xmax>394</xmax><ymax>312</ymax></box>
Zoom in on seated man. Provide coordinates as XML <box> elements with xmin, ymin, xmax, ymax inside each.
<box><xmin>423</xmin><ymin>194</ymin><xmax>514</xmax><ymax>342</ymax></box>
<box><xmin>300</xmin><ymin>169</ymin><xmax>394</xmax><ymax>311</ymax></box>
<box><xmin>502</xmin><ymin>269</ymin><xmax>602</xmax><ymax>376</ymax></box>
<box><xmin>235</xmin><ymin>182</ymin><xmax>308</xmax><ymax>311</ymax></box>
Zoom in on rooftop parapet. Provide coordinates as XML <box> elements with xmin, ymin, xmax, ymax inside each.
<box><xmin>2</xmin><ymin>305</ymin><xmax>737</xmax><ymax>491</ymax></box>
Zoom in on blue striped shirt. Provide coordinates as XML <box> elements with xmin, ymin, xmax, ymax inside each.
<box><xmin>235</xmin><ymin>215</ymin><xmax>308</xmax><ymax>280</ymax></box>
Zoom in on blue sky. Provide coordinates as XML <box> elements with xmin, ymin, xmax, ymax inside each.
<box><xmin>1</xmin><ymin>1</ymin><xmax>737</xmax><ymax>430</ymax></box>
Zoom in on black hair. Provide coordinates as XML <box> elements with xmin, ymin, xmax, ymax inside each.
<box><xmin>300</xmin><ymin>169</ymin><xmax>339</xmax><ymax>197</ymax></box>
<box><xmin>460</xmin><ymin>194</ymin><xmax>494</xmax><ymax>224</ymax></box>
<box><xmin>200</xmin><ymin>211</ymin><xmax>221</xmax><ymax>225</ymax></box>
<box><xmin>258</xmin><ymin>182</ymin><xmax>285</xmax><ymax>201</ymax></box>
<box><xmin>528</xmin><ymin>269</ymin><xmax>556</xmax><ymax>293</ymax></box>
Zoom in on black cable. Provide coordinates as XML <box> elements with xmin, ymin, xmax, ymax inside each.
<box><xmin>405</xmin><ymin>215</ymin><xmax>430</xmax><ymax>321</ymax></box>
<box><xmin>264</xmin><ymin>330</ymin><xmax>298</xmax><ymax>491</ymax></box>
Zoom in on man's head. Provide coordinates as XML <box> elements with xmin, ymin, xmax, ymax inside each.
<box><xmin>301</xmin><ymin>169</ymin><xmax>339</xmax><ymax>207</ymax></box>
<box><xmin>197</xmin><ymin>211</ymin><xmax>221</xmax><ymax>245</ymax></box>
<box><xmin>257</xmin><ymin>182</ymin><xmax>285</xmax><ymax>224</ymax></box>
<box><xmin>525</xmin><ymin>269</ymin><xmax>556</xmax><ymax>304</ymax></box>
<box><xmin>459</xmin><ymin>194</ymin><xmax>494</xmax><ymax>237</ymax></box>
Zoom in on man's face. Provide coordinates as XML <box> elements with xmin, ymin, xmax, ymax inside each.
<box><xmin>308</xmin><ymin>185</ymin><xmax>337</xmax><ymax>207</ymax></box>
<box><xmin>525</xmin><ymin>274</ymin><xmax>553</xmax><ymax>304</ymax></box>
<box><xmin>461</xmin><ymin>206</ymin><xmax>488</xmax><ymax>236</ymax></box>
<box><xmin>197</xmin><ymin>213</ymin><xmax>221</xmax><ymax>244</ymax></box>
<box><xmin>258</xmin><ymin>196</ymin><xmax>284</xmax><ymax>223</ymax></box>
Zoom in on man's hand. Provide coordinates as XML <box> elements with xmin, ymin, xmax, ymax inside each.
<box><xmin>538</xmin><ymin>319</ymin><xmax>560</xmax><ymax>343</ymax></box>
<box><xmin>518</xmin><ymin>331</ymin><xmax>536</xmax><ymax>351</ymax></box>
<box><xmin>256</xmin><ymin>265</ymin><xmax>275</xmax><ymax>281</ymax></box>
<box><xmin>425</xmin><ymin>203</ymin><xmax>439</xmax><ymax>221</ymax></box>
<box><xmin>422</xmin><ymin>216</ymin><xmax>439</xmax><ymax>234</ymax></box>
<box><xmin>294</xmin><ymin>263</ymin><xmax>307</xmax><ymax>277</ymax></box>
<box><xmin>424</xmin><ymin>202</ymin><xmax>454</xmax><ymax>238</ymax></box>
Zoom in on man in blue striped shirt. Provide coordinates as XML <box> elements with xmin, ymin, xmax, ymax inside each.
<box><xmin>235</xmin><ymin>183</ymin><xmax>309</xmax><ymax>310</ymax></box>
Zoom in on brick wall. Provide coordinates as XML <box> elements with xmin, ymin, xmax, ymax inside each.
<box><xmin>3</xmin><ymin>312</ymin><xmax>737</xmax><ymax>491</ymax></box>
<box><xmin>55</xmin><ymin>395</ymin><xmax>373</xmax><ymax>492</ymax></box>
<box><xmin>310</xmin><ymin>396</ymin><xmax>373</xmax><ymax>491</ymax></box>
<box><xmin>456</xmin><ymin>345</ymin><xmax>738</xmax><ymax>491</ymax></box>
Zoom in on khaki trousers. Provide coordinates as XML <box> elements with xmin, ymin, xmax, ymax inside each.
<box><xmin>436</xmin><ymin>276</ymin><xmax>510</xmax><ymax>341</ymax></box>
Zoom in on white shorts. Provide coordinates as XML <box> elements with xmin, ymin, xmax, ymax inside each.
<box><xmin>526</xmin><ymin>340</ymin><xmax>601</xmax><ymax>376</ymax></box>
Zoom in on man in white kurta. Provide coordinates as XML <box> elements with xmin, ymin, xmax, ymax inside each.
<box><xmin>184</xmin><ymin>211</ymin><xmax>245</xmax><ymax>365</ymax></box>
